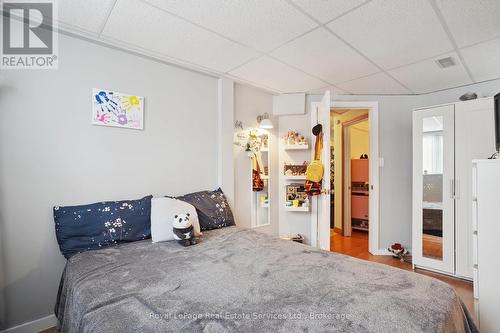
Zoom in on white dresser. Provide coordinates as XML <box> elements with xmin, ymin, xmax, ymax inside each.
<box><xmin>472</xmin><ymin>159</ymin><xmax>500</xmax><ymax>332</ymax></box>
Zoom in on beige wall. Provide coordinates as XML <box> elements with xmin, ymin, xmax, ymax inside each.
<box><xmin>350</xmin><ymin>122</ymin><xmax>369</xmax><ymax>159</ymax></box>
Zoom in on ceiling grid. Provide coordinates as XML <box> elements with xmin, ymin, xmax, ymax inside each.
<box><xmin>26</xmin><ymin>0</ymin><xmax>500</xmax><ymax>95</ymax></box>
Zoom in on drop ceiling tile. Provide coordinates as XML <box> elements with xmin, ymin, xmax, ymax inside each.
<box><xmin>327</xmin><ymin>0</ymin><xmax>454</xmax><ymax>69</ymax></box>
<box><xmin>289</xmin><ymin>0</ymin><xmax>367</xmax><ymax>23</ymax></box>
<box><xmin>461</xmin><ymin>38</ymin><xmax>500</xmax><ymax>82</ymax></box>
<box><xmin>332</xmin><ymin>87</ymin><xmax>350</xmax><ymax>95</ymax></box>
<box><xmin>101</xmin><ymin>0</ymin><xmax>258</xmax><ymax>73</ymax></box>
<box><xmin>229</xmin><ymin>56</ymin><xmax>327</xmax><ymax>93</ymax></box>
<box><xmin>307</xmin><ymin>86</ymin><xmax>351</xmax><ymax>95</ymax></box>
<box><xmin>388</xmin><ymin>52</ymin><xmax>472</xmax><ymax>94</ymax></box>
<box><xmin>436</xmin><ymin>0</ymin><xmax>500</xmax><ymax>48</ymax></box>
<box><xmin>143</xmin><ymin>0</ymin><xmax>318</xmax><ymax>52</ymax></box>
<box><xmin>272</xmin><ymin>27</ymin><xmax>379</xmax><ymax>84</ymax></box>
<box><xmin>336</xmin><ymin>72</ymin><xmax>411</xmax><ymax>95</ymax></box>
<box><xmin>56</xmin><ymin>0</ymin><xmax>116</xmax><ymax>35</ymax></box>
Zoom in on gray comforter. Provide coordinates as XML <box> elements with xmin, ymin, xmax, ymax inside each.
<box><xmin>56</xmin><ymin>226</ymin><xmax>477</xmax><ymax>333</ymax></box>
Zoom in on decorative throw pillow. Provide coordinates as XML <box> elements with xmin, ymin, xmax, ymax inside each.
<box><xmin>54</xmin><ymin>195</ymin><xmax>152</xmax><ymax>259</ymax></box>
<box><xmin>177</xmin><ymin>188</ymin><xmax>235</xmax><ymax>231</ymax></box>
<box><xmin>151</xmin><ymin>197</ymin><xmax>201</xmax><ymax>243</ymax></box>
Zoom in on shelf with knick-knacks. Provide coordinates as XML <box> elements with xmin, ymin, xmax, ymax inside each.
<box><xmin>282</xmin><ymin>130</ymin><xmax>309</xmax><ymax>150</ymax></box>
<box><xmin>285</xmin><ymin>183</ymin><xmax>310</xmax><ymax>212</ymax></box>
<box><xmin>283</xmin><ymin>162</ymin><xmax>307</xmax><ymax>181</ymax></box>
<box><xmin>280</xmin><ymin>130</ymin><xmax>311</xmax><ymax>214</ymax></box>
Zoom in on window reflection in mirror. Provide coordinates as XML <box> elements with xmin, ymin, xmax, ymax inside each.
<box><xmin>422</xmin><ymin>116</ymin><xmax>443</xmax><ymax>260</ymax></box>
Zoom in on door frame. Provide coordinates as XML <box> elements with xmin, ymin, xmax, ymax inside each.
<box><xmin>342</xmin><ymin>114</ymin><xmax>369</xmax><ymax>237</ymax></box>
<box><xmin>332</xmin><ymin>101</ymin><xmax>380</xmax><ymax>255</ymax></box>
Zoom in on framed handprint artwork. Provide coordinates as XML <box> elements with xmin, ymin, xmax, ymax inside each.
<box><xmin>92</xmin><ymin>88</ymin><xmax>144</xmax><ymax>130</ymax></box>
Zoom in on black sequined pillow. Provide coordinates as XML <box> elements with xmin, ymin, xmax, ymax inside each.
<box><xmin>177</xmin><ymin>188</ymin><xmax>235</xmax><ymax>231</ymax></box>
<box><xmin>54</xmin><ymin>195</ymin><xmax>152</xmax><ymax>259</ymax></box>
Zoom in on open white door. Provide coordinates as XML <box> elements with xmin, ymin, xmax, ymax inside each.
<box><xmin>310</xmin><ymin>91</ymin><xmax>331</xmax><ymax>250</ymax></box>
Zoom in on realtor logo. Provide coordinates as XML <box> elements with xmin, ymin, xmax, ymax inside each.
<box><xmin>1</xmin><ymin>0</ymin><xmax>58</xmax><ymax>69</ymax></box>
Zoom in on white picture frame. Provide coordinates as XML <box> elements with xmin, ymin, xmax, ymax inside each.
<box><xmin>91</xmin><ymin>88</ymin><xmax>144</xmax><ymax>130</ymax></box>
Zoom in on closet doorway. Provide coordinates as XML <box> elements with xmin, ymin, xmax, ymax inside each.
<box><xmin>327</xmin><ymin>102</ymin><xmax>379</xmax><ymax>255</ymax></box>
<box><xmin>311</xmin><ymin>97</ymin><xmax>379</xmax><ymax>255</ymax></box>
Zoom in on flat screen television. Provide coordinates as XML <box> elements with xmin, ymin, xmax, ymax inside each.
<box><xmin>496</xmin><ymin>93</ymin><xmax>500</xmax><ymax>152</ymax></box>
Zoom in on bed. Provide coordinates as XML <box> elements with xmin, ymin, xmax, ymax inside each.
<box><xmin>56</xmin><ymin>226</ymin><xmax>477</xmax><ymax>333</ymax></box>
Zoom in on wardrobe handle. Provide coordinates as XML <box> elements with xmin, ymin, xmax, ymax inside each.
<box><xmin>450</xmin><ymin>179</ymin><xmax>455</xmax><ymax>199</ymax></box>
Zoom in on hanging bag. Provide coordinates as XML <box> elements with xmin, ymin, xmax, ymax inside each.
<box><xmin>252</xmin><ymin>153</ymin><xmax>264</xmax><ymax>192</ymax></box>
<box><xmin>306</xmin><ymin>134</ymin><xmax>324</xmax><ymax>182</ymax></box>
<box><xmin>305</xmin><ymin>124</ymin><xmax>324</xmax><ymax>196</ymax></box>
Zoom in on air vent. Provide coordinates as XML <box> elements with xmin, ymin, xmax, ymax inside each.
<box><xmin>436</xmin><ymin>56</ymin><xmax>456</xmax><ymax>69</ymax></box>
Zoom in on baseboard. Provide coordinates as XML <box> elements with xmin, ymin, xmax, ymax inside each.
<box><xmin>370</xmin><ymin>248</ymin><xmax>391</xmax><ymax>256</ymax></box>
<box><xmin>370</xmin><ymin>248</ymin><xmax>413</xmax><ymax>257</ymax></box>
<box><xmin>332</xmin><ymin>227</ymin><xmax>343</xmax><ymax>235</ymax></box>
<box><xmin>0</xmin><ymin>314</ymin><xmax>56</xmax><ymax>333</ymax></box>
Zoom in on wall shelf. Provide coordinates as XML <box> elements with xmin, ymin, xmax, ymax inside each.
<box><xmin>285</xmin><ymin>206</ymin><xmax>310</xmax><ymax>212</ymax></box>
<box><xmin>283</xmin><ymin>144</ymin><xmax>309</xmax><ymax>150</ymax></box>
<box><xmin>283</xmin><ymin>175</ymin><xmax>306</xmax><ymax>180</ymax></box>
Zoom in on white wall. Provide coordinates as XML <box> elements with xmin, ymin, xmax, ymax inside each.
<box><xmin>308</xmin><ymin>78</ymin><xmax>500</xmax><ymax>251</ymax></box>
<box><xmin>233</xmin><ymin>84</ymin><xmax>279</xmax><ymax>236</ymax></box>
<box><xmin>218</xmin><ymin>78</ymin><xmax>235</xmax><ymax>208</ymax></box>
<box><xmin>0</xmin><ymin>34</ymin><xmax>219</xmax><ymax>330</ymax></box>
<box><xmin>415</xmin><ymin>79</ymin><xmax>500</xmax><ymax>108</ymax></box>
<box><xmin>309</xmin><ymin>94</ymin><xmax>422</xmax><ymax>250</ymax></box>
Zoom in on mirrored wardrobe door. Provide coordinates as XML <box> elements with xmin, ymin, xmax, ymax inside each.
<box><xmin>412</xmin><ymin>105</ymin><xmax>455</xmax><ymax>274</ymax></box>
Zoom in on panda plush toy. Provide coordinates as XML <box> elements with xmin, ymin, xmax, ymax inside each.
<box><xmin>173</xmin><ymin>213</ymin><xmax>197</xmax><ymax>246</ymax></box>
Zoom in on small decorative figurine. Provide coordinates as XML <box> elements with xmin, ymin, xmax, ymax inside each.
<box><xmin>173</xmin><ymin>213</ymin><xmax>197</xmax><ymax>246</ymax></box>
<box><xmin>388</xmin><ymin>243</ymin><xmax>408</xmax><ymax>262</ymax></box>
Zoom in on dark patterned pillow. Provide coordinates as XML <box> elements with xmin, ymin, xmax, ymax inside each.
<box><xmin>177</xmin><ymin>188</ymin><xmax>235</xmax><ymax>231</ymax></box>
<box><xmin>54</xmin><ymin>195</ymin><xmax>152</xmax><ymax>258</ymax></box>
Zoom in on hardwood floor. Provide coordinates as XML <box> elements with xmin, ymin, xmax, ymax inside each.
<box><xmin>331</xmin><ymin>229</ymin><xmax>476</xmax><ymax>323</ymax></box>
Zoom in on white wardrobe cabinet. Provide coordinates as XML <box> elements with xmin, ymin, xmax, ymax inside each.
<box><xmin>472</xmin><ymin>160</ymin><xmax>500</xmax><ymax>332</ymax></box>
<box><xmin>412</xmin><ymin>97</ymin><xmax>495</xmax><ymax>278</ymax></box>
